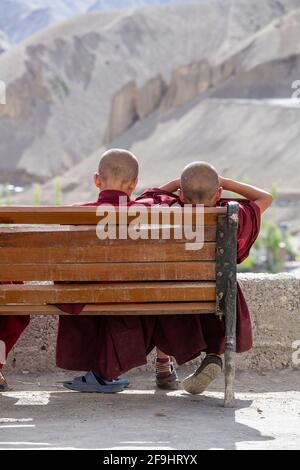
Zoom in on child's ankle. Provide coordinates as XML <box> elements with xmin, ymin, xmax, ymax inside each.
<box><xmin>156</xmin><ymin>357</ymin><xmax>172</xmax><ymax>378</ymax></box>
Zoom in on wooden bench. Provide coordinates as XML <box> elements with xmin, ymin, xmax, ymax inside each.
<box><xmin>0</xmin><ymin>202</ymin><xmax>239</xmax><ymax>407</ymax></box>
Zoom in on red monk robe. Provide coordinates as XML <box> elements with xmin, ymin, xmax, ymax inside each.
<box><xmin>56</xmin><ymin>190</ymin><xmax>155</xmax><ymax>379</ymax></box>
<box><xmin>136</xmin><ymin>188</ymin><xmax>261</xmax><ymax>353</ymax></box>
<box><xmin>57</xmin><ymin>190</ymin><xmax>209</xmax><ymax>378</ymax></box>
<box><xmin>56</xmin><ymin>188</ymin><xmax>260</xmax><ymax>379</ymax></box>
<box><xmin>0</xmin><ymin>283</ymin><xmax>30</xmax><ymax>368</ymax></box>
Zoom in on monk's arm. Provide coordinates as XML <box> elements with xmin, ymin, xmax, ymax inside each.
<box><xmin>219</xmin><ymin>177</ymin><xmax>273</xmax><ymax>213</ymax></box>
<box><xmin>159</xmin><ymin>178</ymin><xmax>181</xmax><ymax>192</ymax></box>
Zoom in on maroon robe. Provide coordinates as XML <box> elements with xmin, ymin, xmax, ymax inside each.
<box><xmin>0</xmin><ymin>283</ymin><xmax>30</xmax><ymax>368</ymax></box>
<box><xmin>56</xmin><ymin>188</ymin><xmax>260</xmax><ymax>379</ymax></box>
<box><xmin>136</xmin><ymin>188</ymin><xmax>261</xmax><ymax>353</ymax></box>
<box><xmin>56</xmin><ymin>190</ymin><xmax>156</xmax><ymax>378</ymax></box>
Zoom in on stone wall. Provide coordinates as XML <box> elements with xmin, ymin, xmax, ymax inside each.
<box><xmin>4</xmin><ymin>273</ymin><xmax>300</xmax><ymax>373</ymax></box>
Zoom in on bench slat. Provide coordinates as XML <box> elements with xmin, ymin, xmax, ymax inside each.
<box><xmin>0</xmin><ymin>262</ymin><xmax>215</xmax><ymax>282</ymax></box>
<box><xmin>0</xmin><ymin>206</ymin><xmax>226</xmax><ymax>225</ymax></box>
<box><xmin>0</xmin><ymin>282</ymin><xmax>216</xmax><ymax>304</ymax></box>
<box><xmin>0</xmin><ymin>242</ymin><xmax>216</xmax><ymax>264</ymax></box>
<box><xmin>0</xmin><ymin>225</ymin><xmax>217</xmax><ymax>241</ymax></box>
<box><xmin>0</xmin><ymin>302</ymin><xmax>216</xmax><ymax>315</ymax></box>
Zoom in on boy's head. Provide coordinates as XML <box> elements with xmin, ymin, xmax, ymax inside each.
<box><xmin>180</xmin><ymin>161</ymin><xmax>222</xmax><ymax>206</ymax></box>
<box><xmin>94</xmin><ymin>148</ymin><xmax>139</xmax><ymax>196</ymax></box>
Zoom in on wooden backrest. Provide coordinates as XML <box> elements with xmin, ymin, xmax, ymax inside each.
<box><xmin>0</xmin><ymin>206</ymin><xmax>226</xmax><ymax>283</ymax></box>
<box><xmin>0</xmin><ymin>204</ymin><xmax>239</xmax><ymax>312</ymax></box>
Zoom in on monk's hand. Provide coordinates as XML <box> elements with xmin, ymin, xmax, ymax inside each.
<box><xmin>218</xmin><ymin>176</ymin><xmax>228</xmax><ymax>189</ymax></box>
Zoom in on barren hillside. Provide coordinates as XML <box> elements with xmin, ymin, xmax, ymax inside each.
<box><xmin>20</xmin><ymin>97</ymin><xmax>299</xmax><ymax>201</ymax></box>
<box><xmin>1</xmin><ymin>0</ymin><xmax>300</xmax><ymax>184</ymax></box>
<box><xmin>0</xmin><ymin>0</ymin><xmax>194</xmax><ymax>43</ymax></box>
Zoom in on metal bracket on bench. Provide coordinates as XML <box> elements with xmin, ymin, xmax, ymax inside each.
<box><xmin>216</xmin><ymin>201</ymin><xmax>239</xmax><ymax>408</ymax></box>
<box><xmin>216</xmin><ymin>202</ymin><xmax>239</xmax><ymax>319</ymax></box>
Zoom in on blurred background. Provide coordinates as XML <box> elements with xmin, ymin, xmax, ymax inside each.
<box><xmin>0</xmin><ymin>0</ymin><xmax>300</xmax><ymax>273</ymax></box>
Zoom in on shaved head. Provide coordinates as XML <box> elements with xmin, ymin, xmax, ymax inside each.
<box><xmin>98</xmin><ymin>149</ymin><xmax>139</xmax><ymax>184</ymax></box>
<box><xmin>181</xmin><ymin>161</ymin><xmax>220</xmax><ymax>204</ymax></box>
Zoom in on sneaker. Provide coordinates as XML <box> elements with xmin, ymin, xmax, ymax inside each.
<box><xmin>182</xmin><ymin>355</ymin><xmax>223</xmax><ymax>395</ymax></box>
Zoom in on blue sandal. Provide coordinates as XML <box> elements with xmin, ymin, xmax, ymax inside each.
<box><xmin>64</xmin><ymin>372</ymin><xmax>130</xmax><ymax>389</ymax></box>
<box><xmin>63</xmin><ymin>371</ymin><xmax>125</xmax><ymax>393</ymax></box>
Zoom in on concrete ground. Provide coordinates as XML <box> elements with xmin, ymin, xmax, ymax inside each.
<box><xmin>0</xmin><ymin>368</ymin><xmax>299</xmax><ymax>450</ymax></box>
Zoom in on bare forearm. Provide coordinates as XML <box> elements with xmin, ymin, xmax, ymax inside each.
<box><xmin>220</xmin><ymin>177</ymin><xmax>273</xmax><ymax>213</ymax></box>
<box><xmin>159</xmin><ymin>178</ymin><xmax>181</xmax><ymax>193</ymax></box>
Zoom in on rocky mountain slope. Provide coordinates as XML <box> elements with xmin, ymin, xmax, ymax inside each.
<box><xmin>24</xmin><ymin>97</ymin><xmax>300</xmax><ymax>202</ymax></box>
<box><xmin>0</xmin><ymin>0</ymin><xmax>197</xmax><ymax>43</ymax></box>
<box><xmin>89</xmin><ymin>0</ymin><xmax>193</xmax><ymax>13</ymax></box>
<box><xmin>15</xmin><ymin>95</ymin><xmax>299</xmax><ymax>230</ymax></box>
<box><xmin>0</xmin><ymin>1</ymin><xmax>95</xmax><ymax>43</ymax></box>
<box><xmin>1</xmin><ymin>0</ymin><xmax>300</xmax><ymax>185</ymax></box>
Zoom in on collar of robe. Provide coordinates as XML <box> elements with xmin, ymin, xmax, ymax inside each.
<box><xmin>97</xmin><ymin>190</ymin><xmax>131</xmax><ymax>205</ymax></box>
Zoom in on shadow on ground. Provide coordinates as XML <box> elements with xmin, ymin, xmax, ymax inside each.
<box><xmin>0</xmin><ymin>368</ymin><xmax>299</xmax><ymax>450</ymax></box>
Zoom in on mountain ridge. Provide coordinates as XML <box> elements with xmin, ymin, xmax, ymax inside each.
<box><xmin>0</xmin><ymin>0</ymin><xmax>198</xmax><ymax>43</ymax></box>
<box><xmin>1</xmin><ymin>0</ymin><xmax>300</xmax><ymax>231</ymax></box>
<box><xmin>3</xmin><ymin>0</ymin><xmax>298</xmax><ymax>183</ymax></box>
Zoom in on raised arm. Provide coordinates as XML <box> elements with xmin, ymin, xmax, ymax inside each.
<box><xmin>219</xmin><ymin>177</ymin><xmax>273</xmax><ymax>214</ymax></box>
<box><xmin>159</xmin><ymin>178</ymin><xmax>181</xmax><ymax>193</ymax></box>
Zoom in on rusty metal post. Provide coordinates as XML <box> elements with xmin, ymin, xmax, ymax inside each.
<box><xmin>216</xmin><ymin>201</ymin><xmax>239</xmax><ymax>408</ymax></box>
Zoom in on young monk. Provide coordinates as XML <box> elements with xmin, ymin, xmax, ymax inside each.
<box><xmin>56</xmin><ymin>149</ymin><xmax>179</xmax><ymax>392</ymax></box>
<box><xmin>0</xmin><ymin>288</ymin><xmax>30</xmax><ymax>391</ymax></box>
<box><xmin>135</xmin><ymin>161</ymin><xmax>272</xmax><ymax>394</ymax></box>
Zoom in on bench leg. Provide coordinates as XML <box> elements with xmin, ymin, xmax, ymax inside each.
<box><xmin>224</xmin><ymin>345</ymin><xmax>235</xmax><ymax>408</ymax></box>
<box><xmin>216</xmin><ymin>202</ymin><xmax>239</xmax><ymax>409</ymax></box>
<box><xmin>224</xmin><ymin>297</ymin><xmax>237</xmax><ymax>408</ymax></box>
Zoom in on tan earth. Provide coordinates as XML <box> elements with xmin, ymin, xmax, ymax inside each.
<box><xmin>1</xmin><ymin>0</ymin><xmax>300</xmax><ymax>185</ymax></box>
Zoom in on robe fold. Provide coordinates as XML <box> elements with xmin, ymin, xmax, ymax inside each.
<box><xmin>0</xmin><ymin>282</ymin><xmax>30</xmax><ymax>368</ymax></box>
<box><xmin>56</xmin><ymin>189</ymin><xmax>260</xmax><ymax>379</ymax></box>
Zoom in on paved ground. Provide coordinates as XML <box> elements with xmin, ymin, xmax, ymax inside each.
<box><xmin>0</xmin><ymin>368</ymin><xmax>299</xmax><ymax>450</ymax></box>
